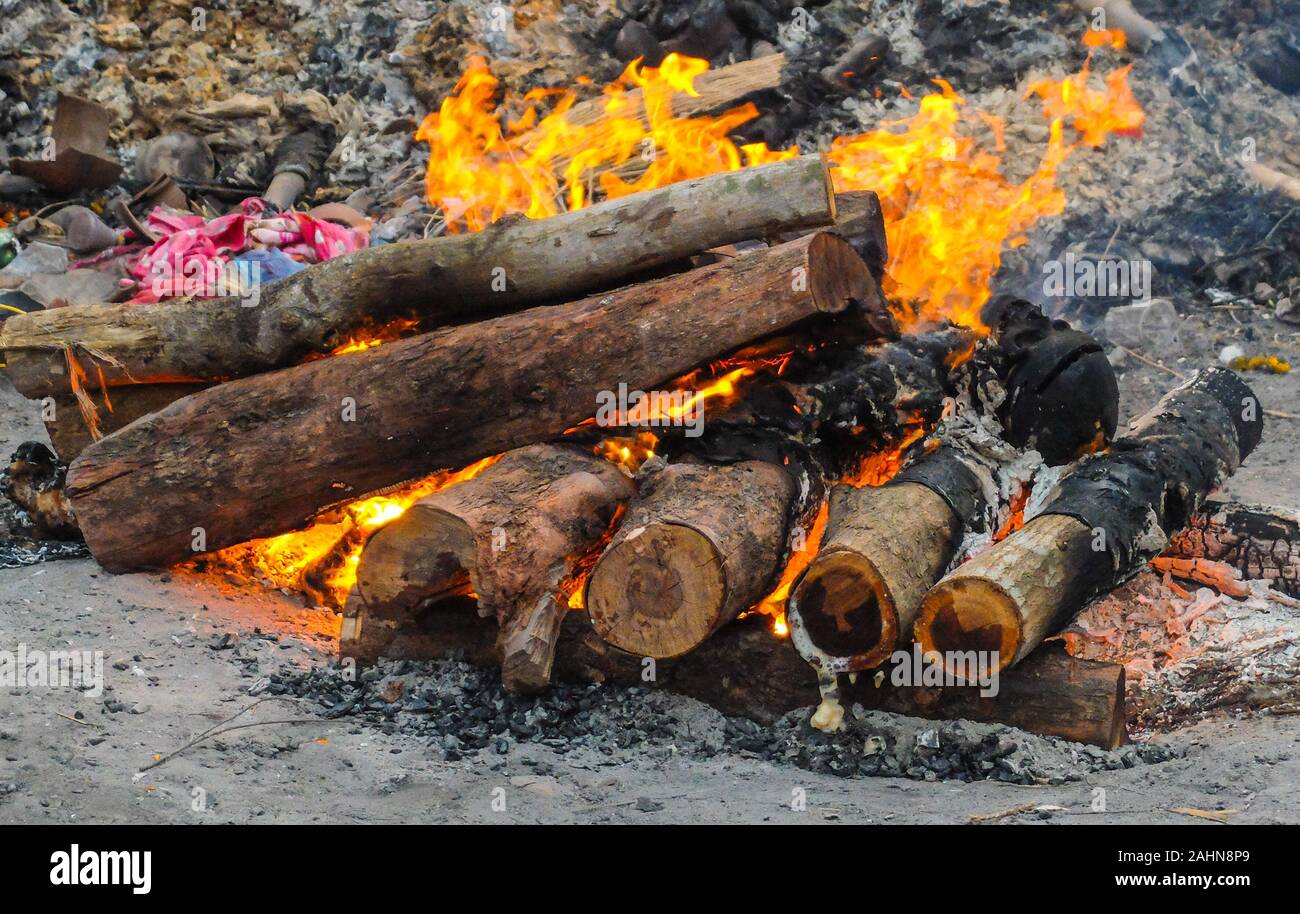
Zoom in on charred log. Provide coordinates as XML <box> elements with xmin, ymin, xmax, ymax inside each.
<box><xmin>787</xmin><ymin>299</ymin><xmax>1119</xmax><ymax>674</ymax></box>
<box><xmin>916</xmin><ymin>367</ymin><xmax>1264</xmax><ymax>675</ymax></box>
<box><xmin>1169</xmin><ymin>499</ymin><xmax>1300</xmax><ymax>598</ymax></box>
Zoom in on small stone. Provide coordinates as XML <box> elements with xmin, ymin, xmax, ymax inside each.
<box><xmin>1276</xmin><ymin>297</ymin><xmax>1299</xmax><ymax>326</ymax></box>
<box><xmin>635</xmin><ymin>797</ymin><xmax>664</xmax><ymax>812</ymax></box>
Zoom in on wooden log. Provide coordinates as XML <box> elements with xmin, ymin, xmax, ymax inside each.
<box><xmin>0</xmin><ymin>155</ymin><xmax>835</xmax><ymax>398</ymax></box>
<box><xmin>66</xmin><ymin>231</ymin><xmax>876</xmax><ymax>572</ymax></box>
<box><xmin>916</xmin><ymin>367</ymin><xmax>1264</xmax><ymax>675</ymax></box>
<box><xmin>785</xmin><ymin>298</ymin><xmax>1119</xmax><ymax>674</ymax></box>
<box><xmin>44</xmin><ymin>382</ymin><xmax>211</xmax><ymax>463</ymax></box>
<box><xmin>346</xmin><ymin>444</ymin><xmax>633</xmax><ymax>693</ymax></box>
<box><xmin>550</xmin><ymin>54</ymin><xmax>788</xmax><ymax>188</ymax></box>
<box><xmin>553</xmin><ymin>53</ymin><xmax>786</xmax><ymax>135</ymax></box>
<box><xmin>788</xmin><ymin>477</ymin><xmax>962</xmax><ymax>672</ymax></box>
<box><xmin>339</xmin><ymin>605</ymin><xmax>1127</xmax><ymax>748</ymax></box>
<box><xmin>585</xmin><ymin>460</ymin><xmax>796</xmax><ymax>658</ymax></box>
<box><xmin>1169</xmin><ymin>499</ymin><xmax>1300</xmax><ymax>598</ymax></box>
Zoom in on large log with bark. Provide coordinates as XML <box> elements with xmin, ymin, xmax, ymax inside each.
<box><xmin>346</xmin><ymin>444</ymin><xmax>633</xmax><ymax>693</ymax></box>
<box><xmin>44</xmin><ymin>382</ymin><xmax>211</xmax><ymax>462</ymax></box>
<box><xmin>586</xmin><ymin>459</ymin><xmax>796</xmax><ymax>658</ymax></box>
<box><xmin>66</xmin><ymin>231</ymin><xmax>877</xmax><ymax>572</ymax></box>
<box><xmin>339</xmin><ymin>603</ymin><xmax>1127</xmax><ymax>748</ymax></box>
<box><xmin>0</xmin><ymin>156</ymin><xmax>837</xmax><ymax>398</ymax></box>
<box><xmin>788</xmin><ymin>457</ymin><xmax>967</xmax><ymax>672</ymax></box>
<box><xmin>916</xmin><ymin>367</ymin><xmax>1264</xmax><ymax>675</ymax></box>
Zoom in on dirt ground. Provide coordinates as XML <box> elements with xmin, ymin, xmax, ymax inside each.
<box><xmin>2</xmin><ymin>307</ymin><xmax>1297</xmax><ymax>823</ymax></box>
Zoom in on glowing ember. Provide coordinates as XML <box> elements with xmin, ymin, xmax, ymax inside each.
<box><xmin>320</xmin><ymin>317</ymin><xmax>422</xmax><ymax>358</ymax></box>
<box><xmin>193</xmin><ymin>456</ymin><xmax>500</xmax><ymax>608</ymax></box>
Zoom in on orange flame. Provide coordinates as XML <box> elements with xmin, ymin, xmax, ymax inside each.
<box><xmin>420</xmin><ymin>38</ymin><xmax>1142</xmax><ymax>331</ymax></box>
<box><xmin>193</xmin><ymin>456</ymin><xmax>500</xmax><ymax>607</ymax></box>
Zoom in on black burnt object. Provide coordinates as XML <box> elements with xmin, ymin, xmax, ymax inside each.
<box><xmin>1</xmin><ymin>442</ymin><xmax>86</xmax><ymax>564</ymax></box>
<box><xmin>892</xmin><ymin>445</ymin><xmax>989</xmax><ymax>529</ymax></box>
<box><xmin>1046</xmin><ymin>367</ymin><xmax>1263</xmax><ymax>580</ymax></box>
<box><xmin>981</xmin><ymin>295</ymin><xmax>1119</xmax><ymax>465</ymax></box>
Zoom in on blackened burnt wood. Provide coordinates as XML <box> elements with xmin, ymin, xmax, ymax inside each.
<box><xmin>585</xmin><ymin>460</ymin><xmax>796</xmax><ymax>658</ymax></box>
<box><xmin>916</xmin><ymin>367</ymin><xmax>1264</xmax><ymax>675</ymax></box>
<box><xmin>346</xmin><ymin>444</ymin><xmax>633</xmax><ymax>693</ymax></box>
<box><xmin>0</xmin><ymin>155</ymin><xmax>835</xmax><ymax>398</ymax></box>
<box><xmin>339</xmin><ymin>607</ymin><xmax>1127</xmax><ymax>749</ymax></box>
<box><xmin>66</xmin><ymin>232</ymin><xmax>874</xmax><ymax>571</ymax></box>
<box><xmin>787</xmin><ymin>300</ymin><xmax>1120</xmax><ymax>674</ymax></box>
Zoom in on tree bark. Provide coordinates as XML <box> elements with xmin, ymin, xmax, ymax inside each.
<box><xmin>44</xmin><ymin>382</ymin><xmax>211</xmax><ymax>463</ymax></box>
<box><xmin>66</xmin><ymin>231</ymin><xmax>875</xmax><ymax>572</ymax></box>
<box><xmin>347</xmin><ymin>444</ymin><xmax>633</xmax><ymax>693</ymax></box>
<box><xmin>916</xmin><ymin>367</ymin><xmax>1264</xmax><ymax>675</ymax></box>
<box><xmin>585</xmin><ymin>460</ymin><xmax>796</xmax><ymax>658</ymax></box>
<box><xmin>1</xmin><ymin>155</ymin><xmax>835</xmax><ymax>398</ymax></box>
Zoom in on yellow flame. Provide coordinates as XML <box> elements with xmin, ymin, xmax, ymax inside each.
<box><xmin>420</xmin><ymin>36</ymin><xmax>1143</xmax><ymax>332</ymax></box>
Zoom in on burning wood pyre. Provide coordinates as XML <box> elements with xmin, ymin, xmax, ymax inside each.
<box><xmin>0</xmin><ymin>26</ymin><xmax>1279</xmax><ymax>754</ymax></box>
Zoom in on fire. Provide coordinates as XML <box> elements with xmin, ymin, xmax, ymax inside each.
<box><xmin>1026</xmin><ymin>56</ymin><xmax>1144</xmax><ymax>148</ymax></box>
<box><xmin>193</xmin><ymin>456</ymin><xmax>500</xmax><ymax>607</ymax></box>
<box><xmin>417</xmin><ymin>52</ymin><xmax>796</xmax><ymax>232</ymax></box>
<box><xmin>321</xmin><ymin>317</ymin><xmax>422</xmax><ymax>358</ymax></box>
<box><xmin>575</xmin><ymin>348</ymin><xmax>792</xmax><ymax>474</ymax></box>
<box><xmin>421</xmin><ymin>36</ymin><xmax>1143</xmax><ymax>330</ymax></box>
<box><xmin>750</xmin><ymin>501</ymin><xmax>829</xmax><ymax>636</ymax></box>
<box><xmin>210</xmin><ymin>32</ymin><xmax>1146</xmax><ymax>629</ymax></box>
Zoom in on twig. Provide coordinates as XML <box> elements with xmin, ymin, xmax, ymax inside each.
<box><xmin>1115</xmin><ymin>345</ymin><xmax>1186</xmax><ymax>379</ymax></box>
<box><xmin>139</xmin><ymin>696</ymin><xmax>318</xmax><ymax>773</ymax></box>
<box><xmin>56</xmin><ymin>711</ymin><xmax>104</xmax><ymax>730</ymax></box>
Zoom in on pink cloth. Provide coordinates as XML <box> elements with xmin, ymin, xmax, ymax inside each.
<box><xmin>126</xmin><ymin>197</ymin><xmax>367</xmax><ymax>303</ymax></box>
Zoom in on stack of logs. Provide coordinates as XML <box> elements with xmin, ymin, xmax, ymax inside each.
<box><xmin>0</xmin><ymin>151</ymin><xmax>1268</xmax><ymax>751</ymax></box>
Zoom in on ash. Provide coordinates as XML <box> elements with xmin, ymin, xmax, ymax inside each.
<box><xmin>271</xmin><ymin>655</ymin><xmax>1176</xmax><ymax>784</ymax></box>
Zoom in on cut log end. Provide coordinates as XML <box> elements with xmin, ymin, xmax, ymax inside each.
<box><xmin>807</xmin><ymin>231</ymin><xmax>874</xmax><ymax>313</ymax></box>
<box><xmin>586</xmin><ymin>521</ymin><xmax>726</xmax><ymax>659</ymax></box>
<box><xmin>789</xmin><ymin>550</ymin><xmax>896</xmax><ymax>670</ymax></box>
<box><xmin>915</xmin><ymin>576</ymin><xmax>1023</xmax><ymax>676</ymax></box>
<box><xmin>351</xmin><ymin>506</ymin><xmax>475</xmax><ymax>618</ymax></box>
<box><xmin>789</xmin><ymin>480</ymin><xmax>963</xmax><ymax>672</ymax></box>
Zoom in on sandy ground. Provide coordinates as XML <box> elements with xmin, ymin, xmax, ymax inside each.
<box><xmin>2</xmin><ymin>302</ymin><xmax>1298</xmax><ymax>824</ymax></box>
